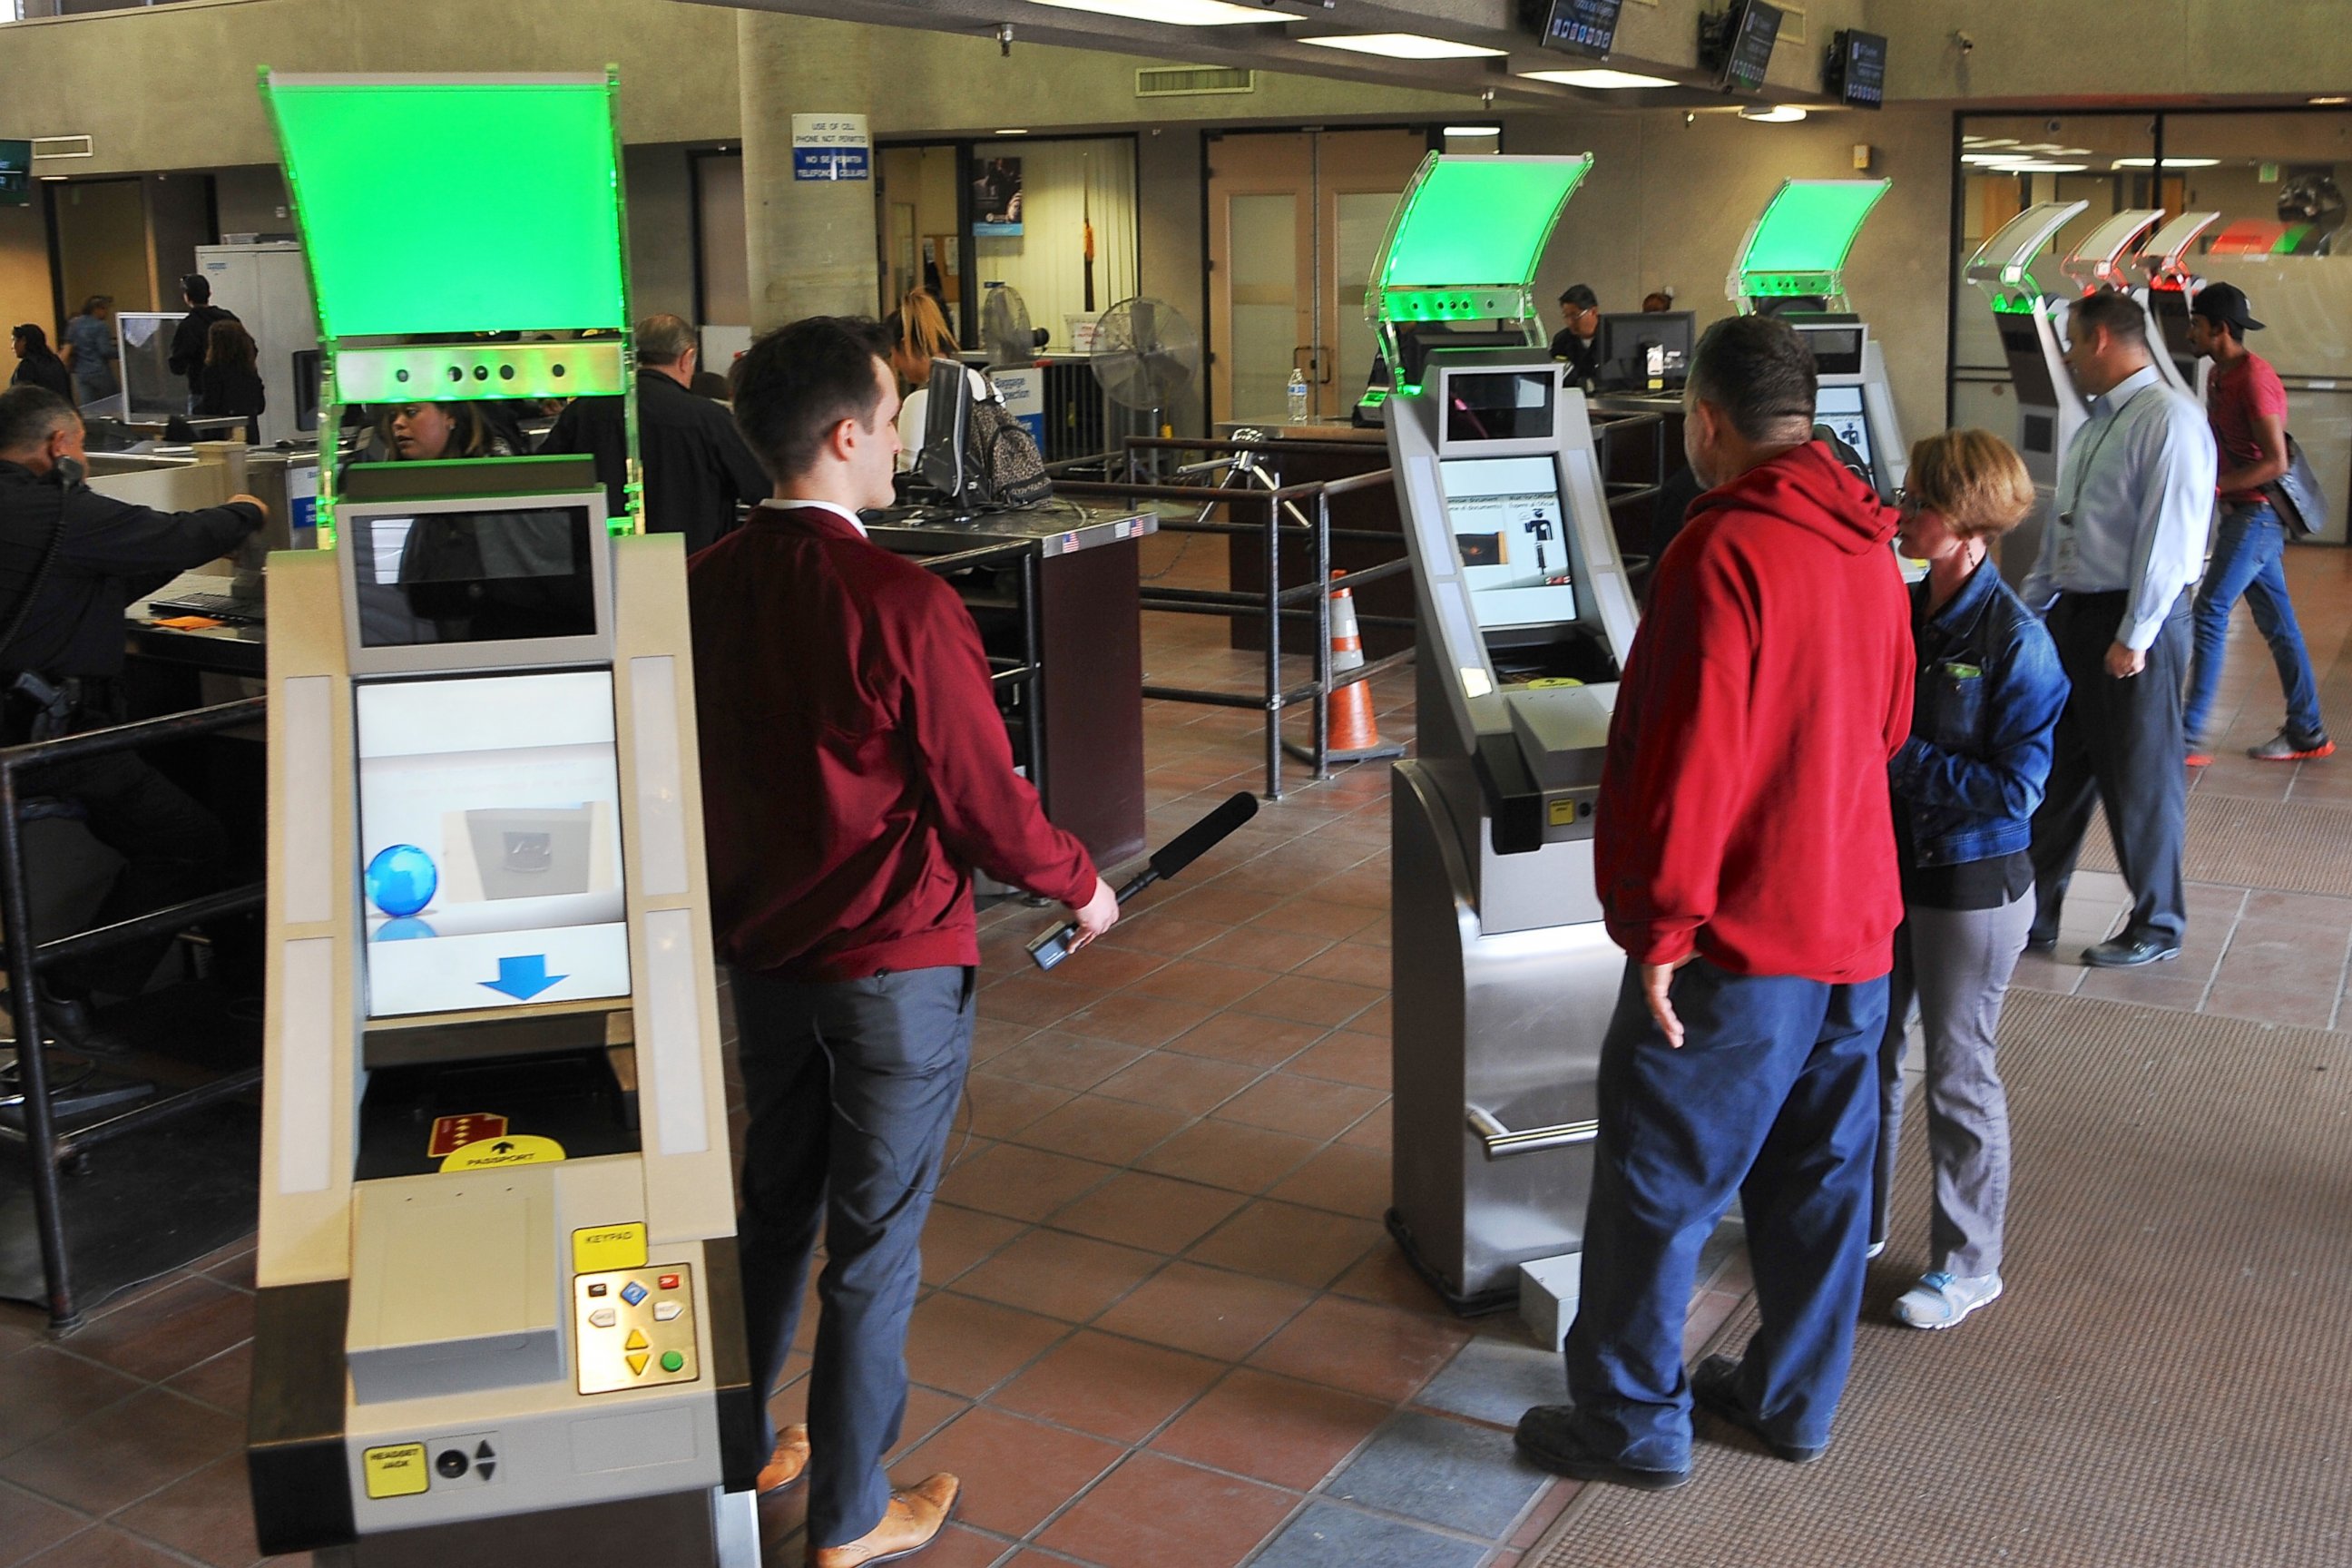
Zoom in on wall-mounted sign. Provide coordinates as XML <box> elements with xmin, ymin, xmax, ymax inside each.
<box><xmin>792</xmin><ymin>114</ymin><xmax>869</xmax><ymax>182</ymax></box>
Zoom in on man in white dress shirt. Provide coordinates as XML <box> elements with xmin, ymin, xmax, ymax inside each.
<box><xmin>2021</xmin><ymin>289</ymin><xmax>2218</xmax><ymax>967</ymax></box>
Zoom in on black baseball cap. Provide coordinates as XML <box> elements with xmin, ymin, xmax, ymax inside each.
<box><xmin>2191</xmin><ymin>282</ymin><xmax>2264</xmax><ymax>331</ymax></box>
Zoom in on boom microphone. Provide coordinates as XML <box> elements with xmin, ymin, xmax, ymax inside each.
<box><xmin>1026</xmin><ymin>792</ymin><xmax>1259</xmax><ymax>971</ymax></box>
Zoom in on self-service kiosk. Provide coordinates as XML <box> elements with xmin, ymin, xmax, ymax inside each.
<box><xmin>2138</xmin><ymin>210</ymin><xmax>2224</xmax><ymax>397</ymax></box>
<box><xmin>1726</xmin><ymin>178</ymin><xmax>1907</xmax><ymax>502</ymax></box>
<box><xmin>1965</xmin><ymin>201</ymin><xmax>2092</xmax><ymax>586</ymax></box>
<box><xmin>1367</xmin><ymin>155</ymin><xmax>1642</xmax><ymax>1314</ymax></box>
<box><xmin>244</xmin><ymin>73</ymin><xmax>758</xmax><ymax>1566</ymax></box>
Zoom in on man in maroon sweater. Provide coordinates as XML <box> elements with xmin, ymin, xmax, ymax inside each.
<box><xmin>690</xmin><ymin>317</ymin><xmax>1116</xmax><ymax>1568</ymax></box>
<box><xmin>1516</xmin><ymin>315</ymin><xmax>1913</xmax><ymax>1490</ymax></box>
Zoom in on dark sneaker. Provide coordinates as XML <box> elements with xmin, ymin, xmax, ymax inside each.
<box><xmin>1514</xmin><ymin>1405</ymin><xmax>1690</xmax><ymax>1490</ymax></box>
<box><xmin>2081</xmin><ymin>935</ymin><xmax>2180</xmax><ymax>968</ymax></box>
<box><xmin>2249</xmin><ymin>730</ymin><xmax>2334</xmax><ymax>762</ymax></box>
<box><xmin>1689</xmin><ymin>1355</ymin><xmax>1826</xmax><ymax>1464</ymax></box>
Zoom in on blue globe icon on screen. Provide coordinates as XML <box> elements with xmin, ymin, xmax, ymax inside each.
<box><xmin>366</xmin><ymin>844</ymin><xmax>438</xmax><ymax>918</ymax></box>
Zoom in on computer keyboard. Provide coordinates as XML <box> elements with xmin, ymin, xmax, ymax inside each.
<box><xmin>148</xmin><ymin>592</ymin><xmax>264</xmax><ymax>624</ymax></box>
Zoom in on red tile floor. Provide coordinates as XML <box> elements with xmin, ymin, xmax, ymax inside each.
<box><xmin>5</xmin><ymin>534</ymin><xmax>2352</xmax><ymax>1567</ymax></box>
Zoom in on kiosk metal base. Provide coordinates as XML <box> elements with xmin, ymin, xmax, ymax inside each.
<box><xmin>318</xmin><ymin>1486</ymin><xmax>756</xmax><ymax>1568</ymax></box>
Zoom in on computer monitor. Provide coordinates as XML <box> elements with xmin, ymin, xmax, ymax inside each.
<box><xmin>354</xmin><ymin>668</ymin><xmax>630</xmax><ymax>1020</ymax></box>
<box><xmin>1396</xmin><ymin>326</ymin><xmax>1538</xmax><ymax>394</ymax></box>
<box><xmin>337</xmin><ymin>490</ymin><xmax>611</xmax><ymax>674</ymax></box>
<box><xmin>1828</xmin><ymin>29</ymin><xmax>1887</xmax><ymax>109</ymax></box>
<box><xmin>1594</xmin><ymin>311</ymin><xmax>1695</xmax><ymax>390</ymax></box>
<box><xmin>1704</xmin><ymin>0</ymin><xmax>1784</xmax><ymax>93</ymax></box>
<box><xmin>916</xmin><ymin>357</ymin><xmax>982</xmax><ymax>510</ymax></box>
<box><xmin>1529</xmin><ymin>0</ymin><xmax>1623</xmax><ymax>58</ymax></box>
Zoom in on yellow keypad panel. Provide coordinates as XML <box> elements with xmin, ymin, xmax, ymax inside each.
<box><xmin>573</xmin><ymin>1263</ymin><xmax>698</xmax><ymax>1396</ymax></box>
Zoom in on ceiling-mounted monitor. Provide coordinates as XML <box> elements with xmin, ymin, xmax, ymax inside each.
<box><xmin>1827</xmin><ymin>28</ymin><xmax>1887</xmax><ymax>110</ymax></box>
<box><xmin>1702</xmin><ymin>0</ymin><xmax>1783</xmax><ymax>93</ymax></box>
<box><xmin>1527</xmin><ymin>0</ymin><xmax>1624</xmax><ymax>58</ymax></box>
<box><xmin>0</xmin><ymin>141</ymin><xmax>31</xmax><ymax>208</ymax></box>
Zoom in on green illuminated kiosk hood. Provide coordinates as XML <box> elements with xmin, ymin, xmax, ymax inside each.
<box><xmin>1366</xmin><ymin>153</ymin><xmax>1593</xmax><ymax>394</ymax></box>
<box><xmin>260</xmin><ymin>69</ymin><xmax>639</xmax><ymax>542</ymax></box>
<box><xmin>1726</xmin><ymin>178</ymin><xmax>1890</xmax><ymax>310</ymax></box>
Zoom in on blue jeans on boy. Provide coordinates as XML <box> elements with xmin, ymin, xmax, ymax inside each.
<box><xmin>1561</xmin><ymin>958</ymin><xmax>1886</xmax><ymax>1471</ymax></box>
<box><xmin>2183</xmin><ymin>501</ymin><xmax>2323</xmax><ymax>746</ymax></box>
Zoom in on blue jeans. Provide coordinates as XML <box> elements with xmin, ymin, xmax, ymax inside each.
<box><xmin>734</xmin><ymin>965</ymin><xmax>975</xmax><ymax>1548</ymax></box>
<box><xmin>1562</xmin><ymin>958</ymin><xmax>1886</xmax><ymax>1470</ymax></box>
<box><xmin>2183</xmin><ymin>502</ymin><xmax>2323</xmax><ymax>745</ymax></box>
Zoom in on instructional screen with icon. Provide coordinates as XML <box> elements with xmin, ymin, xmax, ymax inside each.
<box><xmin>355</xmin><ymin>670</ymin><xmax>630</xmax><ymax>1018</ymax></box>
<box><xmin>1442</xmin><ymin>456</ymin><xmax>1582</xmax><ymax>629</ymax></box>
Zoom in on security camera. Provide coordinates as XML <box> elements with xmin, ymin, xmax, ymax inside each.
<box><xmin>996</xmin><ymin>21</ymin><xmax>1014</xmax><ymax>55</ymax></box>
<box><xmin>1953</xmin><ymin>30</ymin><xmax>1975</xmax><ymax>54</ymax></box>
<box><xmin>2046</xmin><ymin>118</ymin><xmax>2063</xmax><ymax>133</ymax></box>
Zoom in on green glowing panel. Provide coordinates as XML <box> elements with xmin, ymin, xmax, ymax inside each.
<box><xmin>1736</xmin><ymin>179</ymin><xmax>1890</xmax><ymax>280</ymax></box>
<box><xmin>264</xmin><ymin>74</ymin><xmax>625</xmax><ymax>338</ymax></box>
<box><xmin>1376</xmin><ymin>155</ymin><xmax>1592</xmax><ymax>293</ymax></box>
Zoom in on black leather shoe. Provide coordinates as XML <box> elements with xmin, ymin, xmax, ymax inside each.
<box><xmin>2081</xmin><ymin>936</ymin><xmax>2180</xmax><ymax>968</ymax></box>
<box><xmin>1514</xmin><ymin>1405</ymin><xmax>1690</xmax><ymax>1490</ymax></box>
<box><xmin>2023</xmin><ymin>930</ymin><xmax>2059</xmax><ymax>955</ymax></box>
<box><xmin>1690</xmin><ymin>1355</ymin><xmax>1826</xmax><ymax>1464</ymax></box>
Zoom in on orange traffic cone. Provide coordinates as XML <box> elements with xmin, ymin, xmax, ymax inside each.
<box><xmin>1323</xmin><ymin>571</ymin><xmax>1404</xmax><ymax>763</ymax></box>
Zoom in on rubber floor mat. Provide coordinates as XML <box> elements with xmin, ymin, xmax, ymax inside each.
<box><xmin>2078</xmin><ymin>791</ymin><xmax>2352</xmax><ymax>896</ymax></box>
<box><xmin>1531</xmin><ymin>989</ymin><xmax>2352</xmax><ymax>1568</ymax></box>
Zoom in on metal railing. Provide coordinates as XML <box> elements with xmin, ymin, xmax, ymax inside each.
<box><xmin>1057</xmin><ymin>436</ymin><xmax>1413</xmax><ymax>800</ymax></box>
<box><xmin>0</xmin><ymin>696</ymin><xmax>267</xmax><ymax>1334</ymax></box>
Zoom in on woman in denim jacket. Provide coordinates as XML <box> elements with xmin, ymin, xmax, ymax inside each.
<box><xmin>1870</xmin><ymin>429</ymin><xmax>2067</xmax><ymax>1330</ymax></box>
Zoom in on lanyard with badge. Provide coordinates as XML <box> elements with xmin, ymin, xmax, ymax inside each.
<box><xmin>2053</xmin><ymin>383</ymin><xmax>2159</xmax><ymax>580</ymax></box>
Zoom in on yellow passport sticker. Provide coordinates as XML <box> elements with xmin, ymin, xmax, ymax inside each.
<box><xmin>363</xmin><ymin>1443</ymin><xmax>430</xmax><ymax>1499</ymax></box>
<box><xmin>440</xmin><ymin>1133</ymin><xmax>566</xmax><ymax>1172</ymax></box>
<box><xmin>572</xmin><ymin>1222</ymin><xmax>648</xmax><ymax>1274</ymax></box>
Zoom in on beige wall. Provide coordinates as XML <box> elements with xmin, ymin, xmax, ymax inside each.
<box><xmin>1515</xmin><ymin>104</ymin><xmax>1956</xmax><ymax>451</ymax></box>
<box><xmin>1872</xmin><ymin>0</ymin><xmax>2352</xmax><ymax>103</ymax></box>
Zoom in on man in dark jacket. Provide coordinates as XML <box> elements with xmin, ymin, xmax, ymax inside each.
<box><xmin>0</xmin><ymin>387</ymin><xmax>266</xmax><ymax>1006</ymax></box>
<box><xmin>166</xmin><ymin>274</ymin><xmax>239</xmax><ymax>412</ymax></box>
<box><xmin>1515</xmin><ymin>315</ymin><xmax>1913</xmax><ymax>1492</ymax></box>
<box><xmin>539</xmin><ymin>313</ymin><xmax>769</xmax><ymax>552</ymax></box>
<box><xmin>690</xmin><ymin>317</ymin><xmax>1115</xmax><ymax>1568</ymax></box>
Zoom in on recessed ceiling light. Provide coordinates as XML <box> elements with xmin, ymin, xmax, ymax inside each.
<box><xmin>995</xmin><ymin>128</ymin><xmax>1029</xmax><ymax>135</ymax></box>
<box><xmin>1739</xmin><ymin>104</ymin><xmax>1808</xmax><ymax>122</ymax></box>
<box><xmin>1965</xmin><ymin>137</ymin><xmax>2021</xmax><ymax>148</ymax></box>
<box><xmin>2311</xmin><ymin>95</ymin><xmax>2350</xmax><ymax>105</ymax></box>
<box><xmin>1298</xmin><ymin>34</ymin><xmax>1505</xmax><ymax>60</ymax></box>
<box><xmin>2007</xmin><ymin>162</ymin><xmax>2088</xmax><ymax>172</ymax></box>
<box><xmin>1444</xmin><ymin>125</ymin><xmax>1503</xmax><ymax>137</ymax></box>
<box><xmin>1519</xmin><ymin>66</ymin><xmax>1676</xmax><ymax>89</ymax></box>
<box><xmin>1962</xmin><ymin>152</ymin><xmax>2033</xmax><ymax>165</ymax></box>
<box><xmin>2111</xmin><ymin>156</ymin><xmax>2220</xmax><ymax>168</ymax></box>
<box><xmin>1025</xmin><ymin>0</ymin><xmax>1268</xmax><ymax>24</ymax></box>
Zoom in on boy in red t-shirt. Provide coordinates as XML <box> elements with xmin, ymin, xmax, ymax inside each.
<box><xmin>2182</xmin><ymin>282</ymin><xmax>2330</xmax><ymax>762</ymax></box>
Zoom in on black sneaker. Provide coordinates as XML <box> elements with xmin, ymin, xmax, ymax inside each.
<box><xmin>1514</xmin><ymin>1405</ymin><xmax>1690</xmax><ymax>1490</ymax></box>
<box><xmin>1690</xmin><ymin>1355</ymin><xmax>1827</xmax><ymax>1464</ymax></box>
<box><xmin>2249</xmin><ymin>730</ymin><xmax>2335</xmax><ymax>762</ymax></box>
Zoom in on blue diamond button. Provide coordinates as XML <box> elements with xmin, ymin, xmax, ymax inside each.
<box><xmin>620</xmin><ymin>1280</ymin><xmax>648</xmax><ymax>1306</ymax></box>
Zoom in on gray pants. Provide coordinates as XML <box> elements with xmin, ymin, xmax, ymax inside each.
<box><xmin>1869</xmin><ymin>887</ymin><xmax>2034</xmax><ymax>1277</ymax></box>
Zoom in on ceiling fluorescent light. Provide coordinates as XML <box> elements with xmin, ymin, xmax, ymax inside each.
<box><xmin>2310</xmin><ymin>95</ymin><xmax>2349</xmax><ymax>105</ymax></box>
<box><xmin>1739</xmin><ymin>104</ymin><xmax>1808</xmax><ymax>122</ymax></box>
<box><xmin>995</xmin><ymin>128</ymin><xmax>1030</xmax><ymax>135</ymax></box>
<box><xmin>1520</xmin><ymin>67</ymin><xmax>1676</xmax><ymax>89</ymax></box>
<box><xmin>1966</xmin><ymin>137</ymin><xmax>2020</xmax><ymax>148</ymax></box>
<box><xmin>1444</xmin><ymin>125</ymin><xmax>1503</xmax><ymax>136</ymax></box>
<box><xmin>2111</xmin><ymin>156</ymin><xmax>2220</xmax><ymax>168</ymax></box>
<box><xmin>1299</xmin><ymin>34</ymin><xmax>1505</xmax><ymax>60</ymax></box>
<box><xmin>1026</xmin><ymin>0</ymin><xmax>1269</xmax><ymax>24</ymax></box>
<box><xmin>2007</xmin><ymin>162</ymin><xmax>2088</xmax><ymax>172</ymax></box>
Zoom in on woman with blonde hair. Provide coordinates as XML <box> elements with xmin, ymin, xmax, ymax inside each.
<box><xmin>885</xmin><ymin>289</ymin><xmax>967</xmax><ymax>469</ymax></box>
<box><xmin>1870</xmin><ymin>427</ymin><xmax>2067</xmax><ymax>1330</ymax></box>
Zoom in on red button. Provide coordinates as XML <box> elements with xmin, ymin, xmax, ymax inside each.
<box><xmin>658</xmin><ymin>1273</ymin><xmax>681</xmax><ymax>1291</ymax></box>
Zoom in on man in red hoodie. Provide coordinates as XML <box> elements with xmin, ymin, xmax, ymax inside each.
<box><xmin>691</xmin><ymin>317</ymin><xmax>1118</xmax><ymax>1567</ymax></box>
<box><xmin>1516</xmin><ymin>315</ymin><xmax>1913</xmax><ymax>1490</ymax></box>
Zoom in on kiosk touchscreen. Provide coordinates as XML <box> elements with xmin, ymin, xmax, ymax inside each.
<box><xmin>1727</xmin><ymin>178</ymin><xmax>1906</xmax><ymax>501</ymax></box>
<box><xmin>1368</xmin><ymin>154</ymin><xmax>1639</xmax><ymax>1323</ymax></box>
<box><xmin>1965</xmin><ymin>200</ymin><xmax>2091</xmax><ymax>585</ymax></box>
<box><xmin>247</xmin><ymin>74</ymin><xmax>758</xmax><ymax>1568</ymax></box>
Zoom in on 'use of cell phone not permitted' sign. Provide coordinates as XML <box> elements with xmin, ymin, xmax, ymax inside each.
<box><xmin>792</xmin><ymin>115</ymin><xmax>869</xmax><ymax>181</ymax></box>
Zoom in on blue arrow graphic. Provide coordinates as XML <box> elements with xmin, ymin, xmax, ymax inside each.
<box><xmin>483</xmin><ymin>956</ymin><xmax>567</xmax><ymax>1001</ymax></box>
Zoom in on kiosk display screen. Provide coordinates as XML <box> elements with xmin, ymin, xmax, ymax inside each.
<box><xmin>1445</xmin><ymin>370</ymin><xmax>1555</xmax><ymax>444</ymax></box>
<box><xmin>1534</xmin><ymin>0</ymin><xmax>1622</xmax><ymax>57</ymax></box>
<box><xmin>356</xmin><ymin>670</ymin><xmax>630</xmax><ymax>1018</ymax></box>
<box><xmin>347</xmin><ymin>505</ymin><xmax>597</xmax><ymax>648</ymax></box>
<box><xmin>0</xmin><ymin>141</ymin><xmax>29</xmax><ymax>207</ymax></box>
<box><xmin>1441</xmin><ymin>456</ymin><xmax>1581</xmax><ymax>629</ymax></box>
<box><xmin>1713</xmin><ymin>0</ymin><xmax>1783</xmax><ymax>92</ymax></box>
<box><xmin>1815</xmin><ymin>385</ymin><xmax>1874</xmax><ymax>473</ymax></box>
<box><xmin>1831</xmin><ymin>29</ymin><xmax>1886</xmax><ymax>109</ymax></box>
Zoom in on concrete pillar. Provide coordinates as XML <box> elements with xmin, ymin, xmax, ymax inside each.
<box><xmin>737</xmin><ymin>12</ymin><xmax>878</xmax><ymax>331</ymax></box>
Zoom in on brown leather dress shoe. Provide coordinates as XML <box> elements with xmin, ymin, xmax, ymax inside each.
<box><xmin>758</xmin><ymin>1425</ymin><xmax>811</xmax><ymax>1493</ymax></box>
<box><xmin>807</xmin><ymin>1473</ymin><xmax>959</xmax><ymax>1568</ymax></box>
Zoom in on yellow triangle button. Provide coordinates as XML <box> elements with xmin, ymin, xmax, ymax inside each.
<box><xmin>624</xmin><ymin>1328</ymin><xmax>649</xmax><ymax>1351</ymax></box>
<box><xmin>625</xmin><ymin>1351</ymin><xmax>650</xmax><ymax>1376</ymax></box>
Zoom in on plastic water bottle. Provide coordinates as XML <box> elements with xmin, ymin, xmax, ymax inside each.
<box><xmin>1286</xmin><ymin>368</ymin><xmax>1310</xmax><ymax>424</ymax></box>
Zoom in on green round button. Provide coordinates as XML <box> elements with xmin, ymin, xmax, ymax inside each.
<box><xmin>659</xmin><ymin>1350</ymin><xmax>684</xmax><ymax>1373</ymax></box>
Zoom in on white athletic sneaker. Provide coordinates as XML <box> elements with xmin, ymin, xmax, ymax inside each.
<box><xmin>1893</xmin><ymin>1269</ymin><xmax>2002</xmax><ymax>1329</ymax></box>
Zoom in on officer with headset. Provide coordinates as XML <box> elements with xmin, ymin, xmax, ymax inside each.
<box><xmin>0</xmin><ymin>385</ymin><xmax>268</xmax><ymax>1029</ymax></box>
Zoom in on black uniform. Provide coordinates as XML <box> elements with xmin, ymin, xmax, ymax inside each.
<box><xmin>1551</xmin><ymin>328</ymin><xmax>1602</xmax><ymax>387</ymax></box>
<box><xmin>0</xmin><ymin>462</ymin><xmax>261</xmax><ymax>995</ymax></box>
<box><xmin>10</xmin><ymin>354</ymin><xmax>74</xmax><ymax>401</ymax></box>
<box><xmin>168</xmin><ymin>305</ymin><xmax>239</xmax><ymax>403</ymax></box>
<box><xmin>538</xmin><ymin>369</ymin><xmax>770</xmax><ymax>554</ymax></box>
